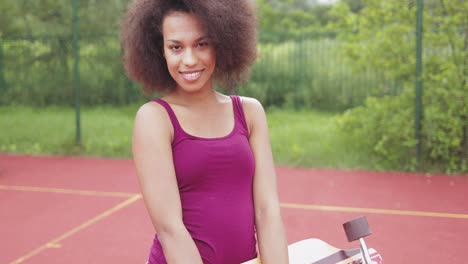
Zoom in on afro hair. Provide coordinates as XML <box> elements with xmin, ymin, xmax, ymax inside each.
<box><xmin>120</xmin><ymin>0</ymin><xmax>257</xmax><ymax>93</ymax></box>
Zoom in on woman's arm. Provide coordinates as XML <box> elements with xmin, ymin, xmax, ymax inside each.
<box><xmin>242</xmin><ymin>97</ymin><xmax>289</xmax><ymax>264</ymax></box>
<box><xmin>132</xmin><ymin>102</ymin><xmax>203</xmax><ymax>264</ymax></box>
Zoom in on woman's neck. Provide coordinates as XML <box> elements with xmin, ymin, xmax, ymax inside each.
<box><xmin>166</xmin><ymin>87</ymin><xmax>225</xmax><ymax>107</ymax></box>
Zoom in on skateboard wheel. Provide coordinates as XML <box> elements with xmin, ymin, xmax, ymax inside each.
<box><xmin>343</xmin><ymin>216</ymin><xmax>372</xmax><ymax>242</ymax></box>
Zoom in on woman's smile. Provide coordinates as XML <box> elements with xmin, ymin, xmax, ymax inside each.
<box><xmin>180</xmin><ymin>70</ymin><xmax>204</xmax><ymax>82</ymax></box>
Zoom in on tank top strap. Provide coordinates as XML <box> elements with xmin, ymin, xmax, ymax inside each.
<box><xmin>151</xmin><ymin>99</ymin><xmax>185</xmax><ymax>140</ymax></box>
<box><xmin>230</xmin><ymin>95</ymin><xmax>249</xmax><ymax>133</ymax></box>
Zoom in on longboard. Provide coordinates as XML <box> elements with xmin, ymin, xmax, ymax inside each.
<box><xmin>242</xmin><ymin>238</ymin><xmax>383</xmax><ymax>264</ymax></box>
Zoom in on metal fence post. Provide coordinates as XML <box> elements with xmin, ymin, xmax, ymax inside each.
<box><xmin>415</xmin><ymin>0</ymin><xmax>424</xmax><ymax>167</ymax></box>
<box><xmin>72</xmin><ymin>0</ymin><xmax>81</xmax><ymax>145</ymax></box>
<box><xmin>0</xmin><ymin>38</ymin><xmax>6</xmax><ymax>94</ymax></box>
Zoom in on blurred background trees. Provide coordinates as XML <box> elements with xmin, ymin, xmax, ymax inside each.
<box><xmin>0</xmin><ymin>0</ymin><xmax>466</xmax><ymax>173</ymax></box>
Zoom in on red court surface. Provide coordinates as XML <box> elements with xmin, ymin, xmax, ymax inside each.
<box><xmin>1</xmin><ymin>154</ymin><xmax>467</xmax><ymax>263</ymax></box>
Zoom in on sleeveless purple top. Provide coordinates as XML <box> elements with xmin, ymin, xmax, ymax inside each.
<box><xmin>148</xmin><ymin>95</ymin><xmax>257</xmax><ymax>264</ymax></box>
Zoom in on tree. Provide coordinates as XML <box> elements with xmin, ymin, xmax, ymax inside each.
<box><xmin>336</xmin><ymin>0</ymin><xmax>468</xmax><ymax>173</ymax></box>
<box><xmin>0</xmin><ymin>0</ymin><xmax>128</xmax><ymax>38</ymax></box>
<box><xmin>257</xmin><ymin>0</ymin><xmax>334</xmax><ymax>41</ymax></box>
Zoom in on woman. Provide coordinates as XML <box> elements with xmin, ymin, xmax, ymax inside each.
<box><xmin>121</xmin><ymin>0</ymin><xmax>289</xmax><ymax>263</ymax></box>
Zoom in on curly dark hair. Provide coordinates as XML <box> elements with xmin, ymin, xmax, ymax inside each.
<box><xmin>120</xmin><ymin>0</ymin><xmax>257</xmax><ymax>93</ymax></box>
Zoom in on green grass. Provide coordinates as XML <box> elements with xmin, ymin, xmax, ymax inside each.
<box><xmin>0</xmin><ymin>106</ymin><xmax>371</xmax><ymax>169</ymax></box>
<box><xmin>0</xmin><ymin>105</ymin><xmax>136</xmax><ymax>158</ymax></box>
<box><xmin>267</xmin><ymin>108</ymin><xmax>369</xmax><ymax>169</ymax></box>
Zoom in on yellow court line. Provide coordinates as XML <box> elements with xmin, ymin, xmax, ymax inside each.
<box><xmin>0</xmin><ymin>185</ymin><xmax>137</xmax><ymax>198</ymax></box>
<box><xmin>280</xmin><ymin>202</ymin><xmax>468</xmax><ymax>219</ymax></box>
<box><xmin>10</xmin><ymin>194</ymin><xmax>142</xmax><ymax>264</ymax></box>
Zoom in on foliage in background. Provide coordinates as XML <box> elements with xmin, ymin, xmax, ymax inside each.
<box><xmin>0</xmin><ymin>0</ymin><xmax>466</xmax><ymax>174</ymax></box>
<box><xmin>0</xmin><ymin>0</ymin><xmax>398</xmax><ymax>111</ymax></box>
<box><xmin>0</xmin><ymin>0</ymin><xmax>129</xmax><ymax>37</ymax></box>
<box><xmin>256</xmin><ymin>0</ymin><xmax>334</xmax><ymax>42</ymax></box>
<box><xmin>333</xmin><ymin>0</ymin><xmax>467</xmax><ymax>173</ymax></box>
<box><xmin>238</xmin><ymin>38</ymin><xmax>400</xmax><ymax>111</ymax></box>
<box><xmin>0</xmin><ymin>0</ymin><xmax>142</xmax><ymax>106</ymax></box>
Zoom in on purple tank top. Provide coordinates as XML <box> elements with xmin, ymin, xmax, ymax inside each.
<box><xmin>148</xmin><ymin>95</ymin><xmax>257</xmax><ymax>264</ymax></box>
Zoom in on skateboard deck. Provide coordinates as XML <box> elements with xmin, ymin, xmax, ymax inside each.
<box><xmin>242</xmin><ymin>238</ymin><xmax>383</xmax><ymax>264</ymax></box>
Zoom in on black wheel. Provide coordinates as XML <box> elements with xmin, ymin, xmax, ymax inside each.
<box><xmin>343</xmin><ymin>216</ymin><xmax>372</xmax><ymax>242</ymax></box>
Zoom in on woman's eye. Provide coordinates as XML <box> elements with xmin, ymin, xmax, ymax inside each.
<box><xmin>170</xmin><ymin>45</ymin><xmax>181</xmax><ymax>51</ymax></box>
<box><xmin>198</xmin><ymin>42</ymin><xmax>209</xmax><ymax>47</ymax></box>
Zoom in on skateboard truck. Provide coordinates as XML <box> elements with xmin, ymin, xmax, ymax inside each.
<box><xmin>343</xmin><ymin>216</ymin><xmax>373</xmax><ymax>264</ymax></box>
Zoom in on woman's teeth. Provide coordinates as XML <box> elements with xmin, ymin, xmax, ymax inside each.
<box><xmin>182</xmin><ymin>71</ymin><xmax>202</xmax><ymax>81</ymax></box>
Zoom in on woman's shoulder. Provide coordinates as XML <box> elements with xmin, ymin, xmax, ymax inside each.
<box><xmin>238</xmin><ymin>96</ymin><xmax>265</xmax><ymax>116</ymax></box>
<box><xmin>135</xmin><ymin>100</ymin><xmax>168</xmax><ymax>120</ymax></box>
<box><xmin>133</xmin><ymin>100</ymin><xmax>173</xmax><ymax>137</ymax></box>
<box><xmin>237</xmin><ymin>96</ymin><xmax>266</xmax><ymax>133</ymax></box>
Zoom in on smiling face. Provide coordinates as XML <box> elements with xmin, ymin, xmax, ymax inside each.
<box><xmin>162</xmin><ymin>11</ymin><xmax>216</xmax><ymax>94</ymax></box>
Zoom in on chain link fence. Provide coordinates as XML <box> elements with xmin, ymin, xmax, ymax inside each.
<box><xmin>0</xmin><ymin>31</ymin><xmax>401</xmax><ymax>111</ymax></box>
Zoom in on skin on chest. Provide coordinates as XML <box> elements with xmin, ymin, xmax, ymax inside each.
<box><xmin>172</xmin><ymin>102</ymin><xmax>235</xmax><ymax>138</ymax></box>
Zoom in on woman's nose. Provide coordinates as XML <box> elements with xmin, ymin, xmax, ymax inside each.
<box><xmin>182</xmin><ymin>48</ymin><xmax>198</xmax><ymax>66</ymax></box>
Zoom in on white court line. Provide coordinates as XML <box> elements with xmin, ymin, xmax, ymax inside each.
<box><xmin>0</xmin><ymin>185</ymin><xmax>136</xmax><ymax>198</ymax></box>
<box><xmin>281</xmin><ymin>202</ymin><xmax>468</xmax><ymax>219</ymax></box>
